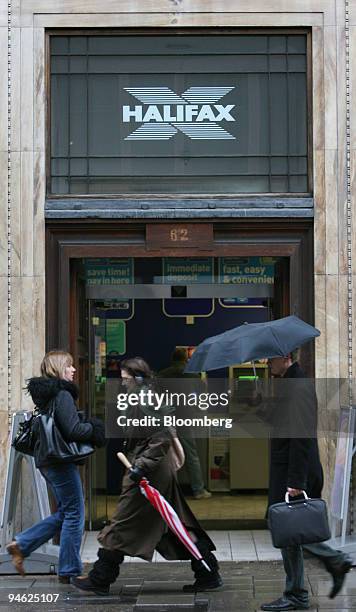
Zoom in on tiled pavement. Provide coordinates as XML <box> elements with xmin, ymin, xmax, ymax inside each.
<box><xmin>82</xmin><ymin>530</ymin><xmax>282</xmax><ymax>563</ymax></box>
<box><xmin>0</xmin><ymin>557</ymin><xmax>355</xmax><ymax>611</ymax></box>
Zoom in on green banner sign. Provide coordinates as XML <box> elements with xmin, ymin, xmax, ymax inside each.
<box><xmin>162</xmin><ymin>257</ymin><xmax>214</xmax><ymax>284</ymax></box>
<box><xmin>219</xmin><ymin>257</ymin><xmax>275</xmax><ymax>285</ymax></box>
<box><xmin>85</xmin><ymin>258</ymin><xmax>133</xmax><ymax>286</ymax></box>
<box><xmin>106</xmin><ymin>320</ymin><xmax>126</xmax><ymax>355</ymax></box>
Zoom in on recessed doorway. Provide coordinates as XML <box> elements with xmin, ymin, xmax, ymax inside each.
<box><xmin>45</xmin><ymin>219</ymin><xmax>313</xmax><ymax>529</ymax></box>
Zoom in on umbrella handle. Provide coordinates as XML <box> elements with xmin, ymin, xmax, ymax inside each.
<box><xmin>117</xmin><ymin>452</ymin><xmax>132</xmax><ymax>469</ymax></box>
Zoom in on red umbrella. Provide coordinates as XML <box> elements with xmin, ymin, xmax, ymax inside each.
<box><xmin>117</xmin><ymin>452</ymin><xmax>210</xmax><ymax>571</ymax></box>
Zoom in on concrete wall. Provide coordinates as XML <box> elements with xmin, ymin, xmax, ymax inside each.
<box><xmin>1</xmin><ymin>0</ymin><xmax>355</xmax><ymax>509</ymax></box>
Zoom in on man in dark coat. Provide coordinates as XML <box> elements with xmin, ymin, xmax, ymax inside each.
<box><xmin>261</xmin><ymin>355</ymin><xmax>352</xmax><ymax>612</ymax></box>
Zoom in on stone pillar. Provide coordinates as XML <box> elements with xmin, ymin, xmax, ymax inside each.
<box><xmin>0</xmin><ymin>4</ymin><xmax>10</xmax><ymax>504</ymax></box>
<box><xmin>0</xmin><ymin>5</ymin><xmax>46</xmax><ymax>521</ymax></box>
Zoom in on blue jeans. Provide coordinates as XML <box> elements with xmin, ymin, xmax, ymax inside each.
<box><xmin>15</xmin><ymin>463</ymin><xmax>85</xmax><ymax>576</ymax></box>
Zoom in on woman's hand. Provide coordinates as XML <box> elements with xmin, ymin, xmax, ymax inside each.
<box><xmin>88</xmin><ymin>417</ymin><xmax>106</xmax><ymax>447</ymax></box>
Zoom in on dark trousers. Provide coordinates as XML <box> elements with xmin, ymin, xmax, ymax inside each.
<box><xmin>89</xmin><ymin>548</ymin><xmax>124</xmax><ymax>586</ymax></box>
<box><xmin>282</xmin><ymin>542</ymin><xmax>348</xmax><ymax>605</ymax></box>
<box><xmin>89</xmin><ymin>540</ymin><xmax>219</xmax><ymax>588</ymax></box>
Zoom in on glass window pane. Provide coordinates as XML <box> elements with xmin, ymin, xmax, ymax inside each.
<box><xmin>87</xmin><ymin>35</ymin><xmax>269</xmax><ymax>55</ymax></box>
<box><xmin>270</xmin><ymin>74</ymin><xmax>288</xmax><ymax>155</ymax></box>
<box><xmin>69</xmin><ymin>76</ymin><xmax>88</xmax><ymax>156</ymax></box>
<box><xmin>269</xmin><ymin>36</ymin><xmax>286</xmax><ymax>53</ymax></box>
<box><xmin>88</xmin><ymin>75</ymin><xmax>121</xmax><ymax>156</ymax></box>
<box><xmin>51</xmin><ymin>76</ymin><xmax>69</xmax><ymax>157</ymax></box>
<box><xmin>288</xmin><ymin>55</ymin><xmax>306</xmax><ymax>72</ymax></box>
<box><xmin>270</xmin><ymin>55</ymin><xmax>287</xmax><ymax>72</ymax></box>
<box><xmin>69</xmin><ymin>37</ymin><xmax>87</xmax><ymax>54</ymax></box>
<box><xmin>51</xmin><ymin>159</ymin><xmax>68</xmax><ymax>176</ymax></box>
<box><xmin>237</xmin><ymin>74</ymin><xmax>269</xmax><ymax>155</ymax></box>
<box><xmin>287</xmin><ymin>35</ymin><xmax>306</xmax><ymax>53</ymax></box>
<box><xmin>270</xmin><ymin>176</ymin><xmax>288</xmax><ymax>192</ymax></box>
<box><xmin>70</xmin><ymin>158</ymin><xmax>87</xmax><ymax>175</ymax></box>
<box><xmin>70</xmin><ymin>56</ymin><xmax>87</xmax><ymax>73</ymax></box>
<box><xmin>230</xmin><ymin>36</ymin><xmax>268</xmax><ymax>53</ymax></box>
<box><xmin>289</xmin><ymin>157</ymin><xmax>307</xmax><ymax>173</ymax></box>
<box><xmin>51</xmin><ymin>177</ymin><xmax>68</xmax><ymax>194</ymax></box>
<box><xmin>51</xmin><ymin>56</ymin><xmax>69</xmax><ymax>73</ymax></box>
<box><xmin>288</xmin><ymin>74</ymin><xmax>307</xmax><ymax>155</ymax></box>
<box><xmin>88</xmin><ymin>54</ymin><xmax>268</xmax><ymax>74</ymax></box>
<box><xmin>87</xmin><ymin>157</ymin><xmax>271</xmax><ymax>177</ymax></box>
<box><xmin>51</xmin><ymin>37</ymin><xmax>68</xmax><ymax>54</ymax></box>
<box><xmin>70</xmin><ymin>179</ymin><xmax>88</xmax><ymax>194</ymax></box>
<box><xmin>270</xmin><ymin>157</ymin><xmax>288</xmax><ymax>174</ymax></box>
<box><xmin>289</xmin><ymin>176</ymin><xmax>308</xmax><ymax>192</ymax></box>
<box><xmin>85</xmin><ymin>175</ymin><xmax>270</xmax><ymax>194</ymax></box>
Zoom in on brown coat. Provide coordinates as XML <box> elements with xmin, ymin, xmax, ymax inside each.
<box><xmin>98</xmin><ymin>428</ymin><xmax>214</xmax><ymax>561</ymax></box>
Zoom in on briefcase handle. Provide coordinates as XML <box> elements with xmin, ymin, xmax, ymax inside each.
<box><xmin>285</xmin><ymin>490</ymin><xmax>308</xmax><ymax>504</ymax></box>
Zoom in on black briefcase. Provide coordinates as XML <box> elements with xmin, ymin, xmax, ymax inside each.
<box><xmin>268</xmin><ymin>492</ymin><xmax>331</xmax><ymax>548</ymax></box>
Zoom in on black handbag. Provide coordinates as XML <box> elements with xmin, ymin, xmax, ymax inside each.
<box><xmin>268</xmin><ymin>491</ymin><xmax>331</xmax><ymax>548</ymax></box>
<box><xmin>12</xmin><ymin>412</ymin><xmax>39</xmax><ymax>456</ymax></box>
<box><xmin>34</xmin><ymin>400</ymin><xmax>94</xmax><ymax>467</ymax></box>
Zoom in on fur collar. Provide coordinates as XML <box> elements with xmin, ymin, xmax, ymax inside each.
<box><xmin>26</xmin><ymin>377</ymin><xmax>78</xmax><ymax>410</ymax></box>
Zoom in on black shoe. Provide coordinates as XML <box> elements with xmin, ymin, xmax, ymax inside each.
<box><xmin>260</xmin><ymin>596</ymin><xmax>309</xmax><ymax>611</ymax></box>
<box><xmin>328</xmin><ymin>555</ymin><xmax>353</xmax><ymax>599</ymax></box>
<box><xmin>72</xmin><ymin>575</ymin><xmax>110</xmax><ymax>596</ymax></box>
<box><xmin>182</xmin><ymin>574</ymin><xmax>223</xmax><ymax>592</ymax></box>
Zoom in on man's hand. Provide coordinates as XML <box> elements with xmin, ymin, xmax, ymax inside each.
<box><xmin>287</xmin><ymin>487</ymin><xmax>303</xmax><ymax>497</ymax></box>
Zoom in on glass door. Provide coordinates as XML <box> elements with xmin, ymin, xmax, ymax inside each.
<box><xmin>88</xmin><ymin>300</ymin><xmax>127</xmax><ymax>529</ymax></box>
<box><xmin>86</xmin><ymin>256</ymin><xmax>282</xmax><ymax>528</ymax></box>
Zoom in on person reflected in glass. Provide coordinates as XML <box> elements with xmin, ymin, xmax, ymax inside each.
<box><xmin>158</xmin><ymin>347</ymin><xmax>212</xmax><ymax>499</ymax></box>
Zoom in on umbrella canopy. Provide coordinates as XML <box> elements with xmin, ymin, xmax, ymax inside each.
<box><xmin>184</xmin><ymin>315</ymin><xmax>320</xmax><ymax>373</ymax></box>
<box><xmin>139</xmin><ymin>478</ymin><xmax>210</xmax><ymax>571</ymax></box>
<box><xmin>117</xmin><ymin>453</ymin><xmax>210</xmax><ymax>571</ymax></box>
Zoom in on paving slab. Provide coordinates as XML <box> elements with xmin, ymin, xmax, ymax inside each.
<box><xmin>133</xmin><ymin>593</ymin><xmax>201</xmax><ymax>611</ymax></box>
<box><xmin>141</xmin><ymin>581</ymin><xmax>191</xmax><ymax>593</ymax></box>
<box><xmin>121</xmin><ymin>584</ymin><xmax>143</xmax><ymax>597</ymax></box>
<box><xmin>0</xmin><ymin>559</ymin><xmax>354</xmax><ymax>611</ymax></box>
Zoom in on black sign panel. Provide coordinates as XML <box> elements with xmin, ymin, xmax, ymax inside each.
<box><xmin>50</xmin><ymin>34</ymin><xmax>308</xmax><ymax>195</ymax></box>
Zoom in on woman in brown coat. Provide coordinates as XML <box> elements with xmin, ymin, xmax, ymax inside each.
<box><xmin>73</xmin><ymin>357</ymin><xmax>222</xmax><ymax>595</ymax></box>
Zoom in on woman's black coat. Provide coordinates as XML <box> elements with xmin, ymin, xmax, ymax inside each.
<box><xmin>267</xmin><ymin>362</ymin><xmax>324</xmax><ymax>507</ymax></box>
<box><xmin>27</xmin><ymin>377</ymin><xmax>95</xmax><ymax>467</ymax></box>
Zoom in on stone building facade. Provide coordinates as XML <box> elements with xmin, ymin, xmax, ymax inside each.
<box><xmin>1</xmin><ymin>0</ymin><xmax>355</xmax><ymax>525</ymax></box>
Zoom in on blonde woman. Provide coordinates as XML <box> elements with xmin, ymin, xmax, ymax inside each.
<box><xmin>6</xmin><ymin>350</ymin><xmax>105</xmax><ymax>583</ymax></box>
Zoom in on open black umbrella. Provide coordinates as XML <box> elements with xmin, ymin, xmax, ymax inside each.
<box><xmin>184</xmin><ymin>315</ymin><xmax>320</xmax><ymax>373</ymax></box>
